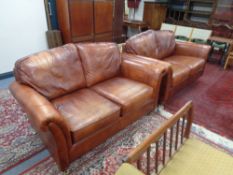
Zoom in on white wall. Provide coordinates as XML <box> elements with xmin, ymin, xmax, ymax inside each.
<box><xmin>0</xmin><ymin>0</ymin><xmax>48</xmax><ymax>74</ymax></box>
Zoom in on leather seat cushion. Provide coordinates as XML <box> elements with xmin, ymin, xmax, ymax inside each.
<box><xmin>91</xmin><ymin>77</ymin><xmax>154</xmax><ymax>115</ymax></box>
<box><xmin>164</xmin><ymin>55</ymin><xmax>205</xmax><ymax>77</ymax></box>
<box><xmin>52</xmin><ymin>89</ymin><xmax>120</xmax><ymax>143</ymax></box>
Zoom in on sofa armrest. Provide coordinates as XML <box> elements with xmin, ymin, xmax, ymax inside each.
<box><xmin>9</xmin><ymin>81</ymin><xmax>70</xmax><ymax>139</ymax></box>
<box><xmin>121</xmin><ymin>53</ymin><xmax>172</xmax><ymax>104</ymax></box>
<box><xmin>10</xmin><ymin>81</ymin><xmax>71</xmax><ymax>170</ymax></box>
<box><xmin>175</xmin><ymin>41</ymin><xmax>211</xmax><ymax>60</ymax></box>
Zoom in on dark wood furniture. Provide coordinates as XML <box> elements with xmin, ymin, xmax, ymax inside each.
<box><xmin>123</xmin><ymin>19</ymin><xmax>149</xmax><ymax>38</ymax></box>
<box><xmin>208</xmin><ymin>36</ymin><xmax>233</xmax><ymax>65</ymax></box>
<box><xmin>211</xmin><ymin>0</ymin><xmax>233</xmax><ymax>38</ymax></box>
<box><xmin>56</xmin><ymin>0</ymin><xmax>124</xmax><ymax>43</ymax></box>
<box><xmin>224</xmin><ymin>52</ymin><xmax>233</xmax><ymax>70</ymax></box>
<box><xmin>143</xmin><ymin>2</ymin><xmax>168</xmax><ymax>30</ymax></box>
<box><xmin>166</xmin><ymin>0</ymin><xmax>217</xmax><ymax>29</ymax></box>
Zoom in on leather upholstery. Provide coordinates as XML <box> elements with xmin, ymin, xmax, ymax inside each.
<box><xmin>125</xmin><ymin>30</ymin><xmax>175</xmax><ymax>60</ymax></box>
<box><xmin>52</xmin><ymin>89</ymin><xmax>120</xmax><ymax>142</ymax></box>
<box><xmin>120</xmin><ymin>53</ymin><xmax>172</xmax><ymax>104</ymax></box>
<box><xmin>10</xmin><ymin>42</ymin><xmax>164</xmax><ymax>171</ymax></box>
<box><xmin>124</xmin><ymin>30</ymin><xmax>211</xmax><ymax>98</ymax></box>
<box><xmin>92</xmin><ymin>77</ymin><xmax>153</xmax><ymax>115</ymax></box>
<box><xmin>166</xmin><ymin>62</ymin><xmax>191</xmax><ymax>87</ymax></box>
<box><xmin>77</xmin><ymin>43</ymin><xmax>121</xmax><ymax>87</ymax></box>
<box><xmin>14</xmin><ymin>44</ymin><xmax>86</xmax><ymax>99</ymax></box>
<box><xmin>164</xmin><ymin>55</ymin><xmax>205</xmax><ymax>77</ymax></box>
<box><xmin>174</xmin><ymin>41</ymin><xmax>211</xmax><ymax>60</ymax></box>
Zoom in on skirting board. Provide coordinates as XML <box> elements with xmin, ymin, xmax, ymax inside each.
<box><xmin>0</xmin><ymin>71</ymin><xmax>13</xmax><ymax>80</ymax></box>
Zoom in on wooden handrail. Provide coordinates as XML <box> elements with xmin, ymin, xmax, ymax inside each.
<box><xmin>126</xmin><ymin>101</ymin><xmax>193</xmax><ymax>165</ymax></box>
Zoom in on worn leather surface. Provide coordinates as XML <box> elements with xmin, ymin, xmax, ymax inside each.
<box><xmin>124</xmin><ymin>30</ymin><xmax>211</xmax><ymax>95</ymax></box>
<box><xmin>174</xmin><ymin>41</ymin><xmax>211</xmax><ymax>60</ymax></box>
<box><xmin>168</xmin><ymin>62</ymin><xmax>191</xmax><ymax>87</ymax></box>
<box><xmin>164</xmin><ymin>55</ymin><xmax>205</xmax><ymax>77</ymax></box>
<box><xmin>9</xmin><ymin>82</ymin><xmax>70</xmax><ymax>136</ymax></box>
<box><xmin>77</xmin><ymin>43</ymin><xmax>121</xmax><ymax>87</ymax></box>
<box><xmin>10</xmin><ymin>42</ymin><xmax>164</xmax><ymax>171</ymax></box>
<box><xmin>14</xmin><ymin>44</ymin><xmax>86</xmax><ymax>99</ymax></box>
<box><xmin>92</xmin><ymin>77</ymin><xmax>153</xmax><ymax>115</ymax></box>
<box><xmin>52</xmin><ymin>89</ymin><xmax>120</xmax><ymax>143</ymax></box>
<box><xmin>125</xmin><ymin>30</ymin><xmax>175</xmax><ymax>60</ymax></box>
<box><xmin>121</xmin><ymin>53</ymin><xmax>173</xmax><ymax>104</ymax></box>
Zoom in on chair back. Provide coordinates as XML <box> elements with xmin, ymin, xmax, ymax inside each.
<box><xmin>175</xmin><ymin>25</ymin><xmax>193</xmax><ymax>42</ymax></box>
<box><xmin>160</xmin><ymin>23</ymin><xmax>177</xmax><ymax>33</ymax></box>
<box><xmin>191</xmin><ymin>28</ymin><xmax>212</xmax><ymax>43</ymax></box>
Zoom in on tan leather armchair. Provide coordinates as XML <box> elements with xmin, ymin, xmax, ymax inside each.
<box><xmin>10</xmin><ymin>43</ymin><xmax>167</xmax><ymax>171</ymax></box>
<box><xmin>124</xmin><ymin>30</ymin><xmax>211</xmax><ymax>100</ymax></box>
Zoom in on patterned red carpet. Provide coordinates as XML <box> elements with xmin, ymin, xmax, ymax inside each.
<box><xmin>165</xmin><ymin>63</ymin><xmax>233</xmax><ymax>140</ymax></box>
<box><xmin>0</xmin><ymin>90</ymin><xmax>44</xmax><ymax>174</ymax></box>
<box><xmin>1</xmin><ymin>88</ymin><xmax>233</xmax><ymax>174</ymax></box>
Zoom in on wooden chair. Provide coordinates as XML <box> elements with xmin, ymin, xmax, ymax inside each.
<box><xmin>116</xmin><ymin>101</ymin><xmax>233</xmax><ymax>175</ymax></box>
<box><xmin>175</xmin><ymin>25</ymin><xmax>193</xmax><ymax>42</ymax></box>
<box><xmin>160</xmin><ymin>23</ymin><xmax>177</xmax><ymax>33</ymax></box>
<box><xmin>224</xmin><ymin>52</ymin><xmax>233</xmax><ymax>70</ymax></box>
<box><xmin>190</xmin><ymin>28</ymin><xmax>212</xmax><ymax>44</ymax></box>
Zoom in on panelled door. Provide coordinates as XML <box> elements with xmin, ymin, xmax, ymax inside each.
<box><xmin>94</xmin><ymin>0</ymin><xmax>113</xmax><ymax>42</ymax></box>
<box><xmin>69</xmin><ymin>0</ymin><xmax>94</xmax><ymax>42</ymax></box>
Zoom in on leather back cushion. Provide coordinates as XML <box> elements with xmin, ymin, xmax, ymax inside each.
<box><xmin>14</xmin><ymin>44</ymin><xmax>86</xmax><ymax>99</ymax></box>
<box><xmin>77</xmin><ymin>43</ymin><xmax>121</xmax><ymax>87</ymax></box>
<box><xmin>125</xmin><ymin>30</ymin><xmax>176</xmax><ymax>60</ymax></box>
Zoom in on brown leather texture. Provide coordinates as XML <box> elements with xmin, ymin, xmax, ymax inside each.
<box><xmin>10</xmin><ymin>42</ymin><xmax>165</xmax><ymax>171</ymax></box>
<box><xmin>14</xmin><ymin>44</ymin><xmax>86</xmax><ymax>99</ymax></box>
<box><xmin>121</xmin><ymin>53</ymin><xmax>173</xmax><ymax>104</ymax></box>
<box><xmin>77</xmin><ymin>42</ymin><xmax>121</xmax><ymax>87</ymax></box>
<box><xmin>125</xmin><ymin>30</ymin><xmax>175</xmax><ymax>60</ymax></box>
<box><xmin>174</xmin><ymin>41</ymin><xmax>211</xmax><ymax>60</ymax></box>
<box><xmin>167</xmin><ymin>62</ymin><xmax>191</xmax><ymax>87</ymax></box>
<box><xmin>124</xmin><ymin>30</ymin><xmax>211</xmax><ymax>98</ymax></box>
<box><xmin>164</xmin><ymin>55</ymin><xmax>205</xmax><ymax>77</ymax></box>
<box><xmin>52</xmin><ymin>89</ymin><xmax>120</xmax><ymax>142</ymax></box>
<box><xmin>92</xmin><ymin>77</ymin><xmax>153</xmax><ymax>115</ymax></box>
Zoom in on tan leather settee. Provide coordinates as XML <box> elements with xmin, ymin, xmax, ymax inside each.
<box><xmin>124</xmin><ymin>30</ymin><xmax>211</xmax><ymax>100</ymax></box>
<box><xmin>10</xmin><ymin>43</ymin><xmax>167</xmax><ymax>171</ymax></box>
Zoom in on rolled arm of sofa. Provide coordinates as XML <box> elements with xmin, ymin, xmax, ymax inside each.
<box><xmin>10</xmin><ymin>81</ymin><xmax>72</xmax><ymax>170</ymax></box>
<box><xmin>175</xmin><ymin>41</ymin><xmax>211</xmax><ymax>60</ymax></box>
<box><xmin>9</xmin><ymin>81</ymin><xmax>70</xmax><ymax>139</ymax></box>
<box><xmin>121</xmin><ymin>53</ymin><xmax>171</xmax><ymax>103</ymax></box>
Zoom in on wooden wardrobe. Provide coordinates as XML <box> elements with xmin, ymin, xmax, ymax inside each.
<box><xmin>56</xmin><ymin>0</ymin><xmax>124</xmax><ymax>43</ymax></box>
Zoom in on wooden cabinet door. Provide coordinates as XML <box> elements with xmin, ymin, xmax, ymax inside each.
<box><xmin>144</xmin><ymin>3</ymin><xmax>167</xmax><ymax>30</ymax></box>
<box><xmin>69</xmin><ymin>0</ymin><xmax>94</xmax><ymax>42</ymax></box>
<box><xmin>94</xmin><ymin>0</ymin><xmax>113</xmax><ymax>41</ymax></box>
<box><xmin>113</xmin><ymin>0</ymin><xmax>124</xmax><ymax>43</ymax></box>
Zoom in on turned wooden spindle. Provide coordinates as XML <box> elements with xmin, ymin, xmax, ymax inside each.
<box><xmin>169</xmin><ymin>126</ymin><xmax>173</xmax><ymax>157</ymax></box>
<box><xmin>163</xmin><ymin>131</ymin><xmax>167</xmax><ymax>165</ymax></box>
<box><xmin>146</xmin><ymin>146</ymin><xmax>151</xmax><ymax>175</ymax></box>
<box><xmin>137</xmin><ymin>157</ymin><xmax>142</xmax><ymax>170</ymax></box>
<box><xmin>175</xmin><ymin>119</ymin><xmax>180</xmax><ymax>150</ymax></box>
<box><xmin>181</xmin><ymin>116</ymin><xmax>186</xmax><ymax>144</ymax></box>
<box><xmin>155</xmin><ymin>141</ymin><xmax>159</xmax><ymax>173</ymax></box>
